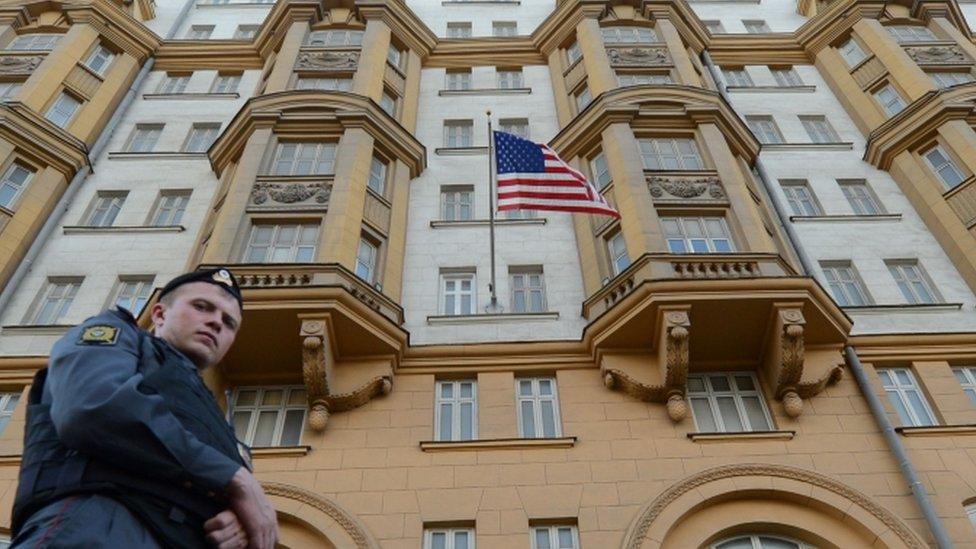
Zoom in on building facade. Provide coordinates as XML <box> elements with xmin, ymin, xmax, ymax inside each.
<box><xmin>0</xmin><ymin>0</ymin><xmax>975</xmax><ymax>546</ymax></box>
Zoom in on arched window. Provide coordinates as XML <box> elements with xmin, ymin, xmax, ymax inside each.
<box><xmin>713</xmin><ymin>534</ymin><xmax>814</xmax><ymax>549</ymax></box>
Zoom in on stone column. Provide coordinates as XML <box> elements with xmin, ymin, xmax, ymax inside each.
<box><xmin>656</xmin><ymin>19</ymin><xmax>699</xmax><ymax>86</ymax></box>
<box><xmin>319</xmin><ymin>128</ymin><xmax>372</xmax><ymax>267</ymax></box>
<box><xmin>602</xmin><ymin>122</ymin><xmax>665</xmax><ymax>260</ymax></box>
<box><xmin>813</xmin><ymin>47</ymin><xmax>884</xmax><ymax>137</ymax></box>
<box><xmin>264</xmin><ymin>20</ymin><xmax>310</xmax><ymax>93</ymax></box>
<box><xmin>576</xmin><ymin>18</ymin><xmax>617</xmax><ymax>96</ymax></box>
<box><xmin>547</xmin><ymin>49</ymin><xmax>574</xmax><ymax>126</ymax></box>
<box><xmin>853</xmin><ymin>19</ymin><xmax>935</xmax><ymax>100</ymax></box>
<box><xmin>381</xmin><ymin>158</ymin><xmax>411</xmax><ymax>301</ymax></box>
<box><xmin>399</xmin><ymin>50</ymin><xmax>422</xmax><ymax>132</ymax></box>
<box><xmin>20</xmin><ymin>24</ymin><xmax>99</xmax><ymax>113</ymax></box>
<box><xmin>73</xmin><ymin>53</ymin><xmax>139</xmax><ymax>144</ymax></box>
<box><xmin>352</xmin><ymin>19</ymin><xmax>392</xmax><ymax>102</ymax></box>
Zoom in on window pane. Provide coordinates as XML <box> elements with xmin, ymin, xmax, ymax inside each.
<box><xmin>521</xmin><ymin>400</ymin><xmax>536</xmax><ymax>437</ymax></box>
<box><xmin>237</xmin><ymin>390</ymin><xmax>258</xmax><ymax>406</ymax></box>
<box><xmin>905</xmin><ymin>391</ymin><xmax>933</xmax><ymax>426</ymax></box>
<box><xmin>439</xmin><ymin>402</ymin><xmax>453</xmax><ymax>440</ymax></box>
<box><xmin>252</xmin><ymin>411</ymin><xmax>278</xmax><ymax>446</ymax></box>
<box><xmin>454</xmin><ymin>531</ymin><xmax>469</xmax><ymax>549</ymax></box>
<box><xmin>280</xmin><ymin>409</ymin><xmax>304</xmax><ymax>446</ymax></box>
<box><xmin>541</xmin><ymin>400</ymin><xmax>556</xmax><ymax>437</ymax></box>
<box><xmin>536</xmin><ymin>529</ymin><xmax>551</xmax><ymax>549</ymax></box>
<box><xmin>716</xmin><ymin>397</ymin><xmax>743</xmax><ymax>431</ymax></box>
<box><xmin>741</xmin><ymin>396</ymin><xmax>770</xmax><ymax>430</ymax></box>
<box><xmin>709</xmin><ymin>375</ymin><xmax>731</xmax><ymax>392</ymax></box>
<box><xmin>431</xmin><ymin>533</ymin><xmax>446</xmax><ymax>549</ymax></box>
<box><xmin>557</xmin><ymin>528</ymin><xmax>574</xmax><ymax>548</ymax></box>
<box><xmin>690</xmin><ymin>397</ymin><xmax>716</xmax><ymax>431</ymax></box>
<box><xmin>460</xmin><ymin>402</ymin><xmax>473</xmax><ymax>440</ymax></box>
<box><xmin>232</xmin><ymin>410</ymin><xmax>251</xmax><ymax>436</ymax></box>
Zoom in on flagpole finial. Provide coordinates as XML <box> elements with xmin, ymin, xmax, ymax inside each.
<box><xmin>486</xmin><ymin>110</ymin><xmax>491</xmax><ymax>116</ymax></box>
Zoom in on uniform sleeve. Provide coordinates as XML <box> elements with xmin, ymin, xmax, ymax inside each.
<box><xmin>46</xmin><ymin>313</ymin><xmax>241</xmax><ymax>494</ymax></box>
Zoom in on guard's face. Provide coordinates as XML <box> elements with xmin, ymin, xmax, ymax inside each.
<box><xmin>151</xmin><ymin>282</ymin><xmax>242</xmax><ymax>369</ymax></box>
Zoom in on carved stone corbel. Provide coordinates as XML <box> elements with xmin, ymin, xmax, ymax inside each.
<box><xmin>773</xmin><ymin>308</ymin><xmax>805</xmax><ymax>418</ymax></box>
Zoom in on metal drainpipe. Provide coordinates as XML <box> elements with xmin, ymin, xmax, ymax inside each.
<box><xmin>0</xmin><ymin>0</ymin><xmax>196</xmax><ymax>320</ymax></box>
<box><xmin>700</xmin><ymin>49</ymin><xmax>954</xmax><ymax>548</ymax></box>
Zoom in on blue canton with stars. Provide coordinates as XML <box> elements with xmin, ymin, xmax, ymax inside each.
<box><xmin>494</xmin><ymin>131</ymin><xmax>545</xmax><ymax>175</ymax></box>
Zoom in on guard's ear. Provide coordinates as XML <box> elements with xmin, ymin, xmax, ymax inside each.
<box><xmin>149</xmin><ymin>301</ymin><xmax>167</xmax><ymax>333</ymax></box>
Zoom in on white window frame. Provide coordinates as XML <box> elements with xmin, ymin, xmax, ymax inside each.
<box><xmin>742</xmin><ymin>20</ymin><xmax>770</xmax><ymax>33</ymax></box>
<box><xmin>838</xmin><ymin>38</ymin><xmax>867</xmax><ymax>67</ymax></box>
<box><xmin>497</xmin><ymin>69</ymin><xmax>523</xmax><ymax>89</ymax></box>
<box><xmin>113</xmin><ymin>276</ymin><xmax>154</xmax><ymax>315</ymax></box>
<box><xmin>126</xmin><ymin>124</ymin><xmax>164</xmax><ymax>153</ymax></box>
<box><xmin>367</xmin><ymin>156</ymin><xmax>387</xmax><ymax>195</ymax></box>
<box><xmin>702</xmin><ymin>20</ymin><xmax>725</xmax><ymax>34</ymax></box>
<box><xmin>434</xmin><ymin>380</ymin><xmax>477</xmax><ymax>441</ymax></box>
<box><xmin>885</xmin><ymin>25</ymin><xmax>936</xmax><ymax>43</ymax></box>
<box><xmin>509</xmin><ymin>267</ymin><xmax>546</xmax><ymax>313</ymax></box>
<box><xmin>386</xmin><ymin>44</ymin><xmax>403</xmax><ymax>70</ymax></box>
<box><xmin>712</xmin><ymin>534</ymin><xmax>814</xmax><ymax>549</ymax></box>
<box><xmin>516</xmin><ymin>377</ymin><xmax>562</xmax><ymax>438</ymax></box>
<box><xmin>0</xmin><ymin>162</ymin><xmax>34</xmax><ymax>209</ymax></box>
<box><xmin>441</xmin><ymin>186</ymin><xmax>473</xmax><ymax>221</ymax></box>
<box><xmin>590</xmin><ymin>152</ymin><xmax>611</xmax><ymax>188</ymax></box>
<box><xmin>780</xmin><ymin>180</ymin><xmax>822</xmax><ymax>216</ymax></box>
<box><xmin>380</xmin><ymin>91</ymin><xmax>397</xmax><ymax>116</ymax></box>
<box><xmin>84</xmin><ymin>44</ymin><xmax>113</xmax><ymax>76</ymax></box>
<box><xmin>688</xmin><ymin>372</ymin><xmax>774</xmax><ymax>433</ymax></box>
<box><xmin>723</xmin><ymin>67</ymin><xmax>753</xmax><ymax>87</ymax></box>
<box><xmin>423</xmin><ymin>528</ymin><xmax>475</xmax><ymax>549</ymax></box>
<box><xmin>446</xmin><ymin>22</ymin><xmax>472</xmax><ymax>39</ymax></box>
<box><xmin>498</xmin><ymin>118</ymin><xmax>529</xmax><ymax>139</ymax></box>
<box><xmin>799</xmin><ymin>115</ymin><xmax>839</xmax><ymax>143</ymax></box>
<box><xmin>886</xmin><ymin>260</ymin><xmax>939</xmax><ymax>305</ymax></box>
<box><xmin>0</xmin><ymin>82</ymin><xmax>21</xmax><ymax>102</ymax></box>
<box><xmin>441</xmin><ymin>272</ymin><xmax>476</xmax><ymax>316</ymax></box>
<box><xmin>745</xmin><ymin>115</ymin><xmax>784</xmax><ymax>144</ymax></box>
<box><xmin>771</xmin><ymin>66</ymin><xmax>803</xmax><ymax>86</ymax></box>
<box><xmin>355</xmin><ymin>237</ymin><xmax>378</xmax><ymax>283</ymax></box>
<box><xmin>243</xmin><ymin>223</ymin><xmax>319</xmax><ymax>263</ymax></box>
<box><xmin>271</xmin><ymin>142</ymin><xmax>336</xmax><ymax>175</ymax></box>
<box><xmin>8</xmin><ymin>33</ymin><xmax>60</xmax><ymax>51</ymax></box>
<box><xmin>566</xmin><ymin>41</ymin><xmax>582</xmax><ymax>65</ymax></box>
<box><xmin>306</xmin><ymin>29</ymin><xmax>363</xmax><ymax>47</ymax></box>
<box><xmin>638</xmin><ymin>138</ymin><xmax>704</xmax><ymax>170</ymax></box>
<box><xmin>600</xmin><ymin>26</ymin><xmax>657</xmax><ymax>43</ymax></box>
<box><xmin>617</xmin><ymin>72</ymin><xmax>671</xmax><ymax>86</ymax></box>
<box><xmin>182</xmin><ymin>123</ymin><xmax>221</xmax><ymax>153</ymax></box>
<box><xmin>873</xmin><ymin>84</ymin><xmax>906</xmax><ymax>117</ymax></box>
<box><xmin>231</xmin><ymin>386</ymin><xmax>307</xmax><ymax>447</ymax></box>
<box><xmin>877</xmin><ymin>368</ymin><xmax>936</xmax><ymax>427</ymax></box>
<box><xmin>574</xmin><ymin>86</ymin><xmax>591</xmax><ymax>110</ymax></box>
<box><xmin>85</xmin><ymin>191</ymin><xmax>127</xmax><ymax>227</ymax></box>
<box><xmin>45</xmin><ymin>92</ymin><xmax>80</xmax><ymax>128</ymax></box>
<box><xmin>838</xmin><ymin>180</ymin><xmax>882</xmax><ymax>215</ymax></box>
<box><xmin>661</xmin><ymin>216</ymin><xmax>735</xmax><ymax>253</ymax></box>
<box><xmin>295</xmin><ymin>77</ymin><xmax>351</xmax><ymax>91</ymax></box>
<box><xmin>30</xmin><ymin>278</ymin><xmax>82</xmax><ymax>325</ymax></box>
<box><xmin>0</xmin><ymin>392</ymin><xmax>21</xmax><ymax>437</ymax></box>
<box><xmin>445</xmin><ymin>70</ymin><xmax>472</xmax><ymax>91</ymax></box>
<box><xmin>820</xmin><ymin>261</ymin><xmax>871</xmax><ymax>306</ymax></box>
<box><xmin>922</xmin><ymin>145</ymin><xmax>966</xmax><ymax>189</ymax></box>
<box><xmin>150</xmin><ymin>190</ymin><xmax>190</xmax><ymax>226</ymax></box>
<box><xmin>444</xmin><ymin>120</ymin><xmax>474</xmax><ymax>148</ymax></box>
<box><xmin>211</xmin><ymin>73</ymin><xmax>242</xmax><ymax>93</ymax></box>
<box><xmin>608</xmin><ymin>231</ymin><xmax>630</xmax><ymax>275</ymax></box>
<box><xmin>928</xmin><ymin>71</ymin><xmax>975</xmax><ymax>89</ymax></box>
<box><xmin>492</xmin><ymin>21</ymin><xmax>517</xmax><ymax>37</ymax></box>
<box><xmin>531</xmin><ymin>525</ymin><xmax>580</xmax><ymax>549</ymax></box>
<box><xmin>967</xmin><ymin>503</ymin><xmax>976</xmax><ymax>533</ymax></box>
<box><xmin>953</xmin><ymin>366</ymin><xmax>976</xmax><ymax>407</ymax></box>
<box><xmin>234</xmin><ymin>25</ymin><xmax>260</xmax><ymax>40</ymax></box>
<box><xmin>158</xmin><ymin>73</ymin><xmax>191</xmax><ymax>94</ymax></box>
<box><xmin>186</xmin><ymin>25</ymin><xmax>214</xmax><ymax>40</ymax></box>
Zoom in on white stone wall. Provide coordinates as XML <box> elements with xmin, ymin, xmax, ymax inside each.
<box><xmin>401</xmin><ymin>64</ymin><xmax>589</xmax><ymax>345</ymax></box>
<box><xmin>960</xmin><ymin>2</ymin><xmax>976</xmax><ymax>32</ymax></box>
<box><xmin>0</xmin><ymin>69</ymin><xmax>262</xmax><ymax>355</ymax></box>
<box><xmin>686</xmin><ymin>0</ymin><xmax>808</xmax><ymax>33</ymax></box>
<box><xmin>169</xmin><ymin>2</ymin><xmax>272</xmax><ymax>40</ymax></box>
<box><xmin>724</xmin><ymin>64</ymin><xmax>976</xmax><ymax>334</ymax></box>
<box><xmin>406</xmin><ymin>0</ymin><xmax>555</xmax><ymax>37</ymax></box>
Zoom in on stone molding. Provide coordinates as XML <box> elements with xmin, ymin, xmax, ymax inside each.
<box><xmin>263</xmin><ymin>482</ymin><xmax>380</xmax><ymax>549</ymax></box>
<box><xmin>904</xmin><ymin>44</ymin><xmax>970</xmax><ymax>65</ymax></box>
<box><xmin>249</xmin><ymin>180</ymin><xmax>332</xmax><ymax>210</ymax></box>
<box><xmin>0</xmin><ymin>55</ymin><xmax>42</xmax><ymax>75</ymax></box>
<box><xmin>647</xmin><ymin>174</ymin><xmax>726</xmax><ymax>202</ymax></box>
<box><xmin>295</xmin><ymin>50</ymin><xmax>360</xmax><ymax>71</ymax></box>
<box><xmin>606</xmin><ymin>45</ymin><xmax>671</xmax><ymax>67</ymax></box>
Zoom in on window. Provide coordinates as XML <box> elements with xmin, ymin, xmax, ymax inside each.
<box><xmin>688</xmin><ymin>372</ymin><xmax>772</xmax><ymax>432</ymax></box>
<box><xmin>85</xmin><ymin>192</ymin><xmax>126</xmax><ymax>227</ymax></box>
<box><xmin>601</xmin><ymin>26</ymin><xmax>657</xmax><ymax>43</ymax></box>
<box><xmin>821</xmin><ymin>261</ymin><xmax>871</xmax><ymax>306</ymax></box>
<box><xmin>922</xmin><ymin>145</ymin><xmax>965</xmax><ymax>189</ymax></box>
<box><xmin>243</xmin><ymin>223</ymin><xmax>319</xmax><ymax>263</ymax></box>
<box><xmin>702</xmin><ymin>20</ymin><xmax>725</xmax><ymax>34</ymax></box>
<box><xmin>158</xmin><ymin>73</ymin><xmax>191</xmax><ymax>94</ymax></box>
<box><xmin>927</xmin><ymin>71</ymin><xmax>975</xmax><ymax>88</ymax></box>
<box><xmin>444</xmin><ymin>120</ymin><xmax>473</xmax><ymax>148</ymax></box>
<box><xmin>503</xmin><ymin>208</ymin><xmax>538</xmax><ymax>220</ymax></box>
<box><xmin>183</xmin><ymin>123</ymin><xmax>221</xmax><ymax>153</ymax></box>
<box><xmin>510</xmin><ymin>267</ymin><xmax>545</xmax><ymax>313</ymax></box>
<box><xmin>367</xmin><ymin>157</ymin><xmax>387</xmax><ymax>195</ymax></box>
<box><xmin>441</xmin><ymin>272</ymin><xmax>475</xmax><ymax>315</ymax></box>
<box><xmin>355</xmin><ymin>237</ymin><xmax>377</xmax><ymax>283</ymax></box>
<box><xmin>617</xmin><ymin>72</ymin><xmax>671</xmax><ymax>86</ymax></box>
<box><xmin>434</xmin><ymin>380</ymin><xmax>476</xmax><ymax>441</ymax></box>
<box><xmin>424</xmin><ymin>528</ymin><xmax>474</xmax><ymax>549</ymax></box>
<box><xmin>84</xmin><ymin>44</ymin><xmax>113</xmax><ymax>76</ymax></box>
<box><xmin>723</xmin><ymin>67</ymin><xmax>753</xmax><ymax>87</ymax></box>
<box><xmin>45</xmin><ymin>92</ymin><xmax>80</xmax><ymax>128</ymax></box>
<box><xmin>499</xmin><ymin>118</ymin><xmax>529</xmax><ymax>139</ymax></box>
<box><xmin>516</xmin><ymin>377</ymin><xmax>561</xmax><ymax>438</ymax></box>
<box><xmin>662</xmin><ymin>216</ymin><xmax>734</xmax><ymax>253</ymax></box>
<box><xmin>566</xmin><ymin>41</ymin><xmax>582</xmax><ymax>65</ymax></box>
<box><xmin>838</xmin><ymin>38</ymin><xmax>867</xmax><ymax>67</ymax></box>
<box><xmin>771</xmin><ymin>66</ymin><xmax>803</xmax><ymax>86</ymax></box>
<box><xmin>953</xmin><ymin>366</ymin><xmax>976</xmax><ymax>407</ymax></box>
<box><xmin>446</xmin><ymin>22</ymin><xmax>472</xmax><ymax>38</ymax></box>
<box><xmin>713</xmin><ymin>535</ymin><xmax>813</xmax><ymax>549</ymax></box>
<box><xmin>234</xmin><ymin>25</ymin><xmax>260</xmax><ymax>40</ymax></box>
<box><xmin>886</xmin><ymin>260</ymin><xmax>938</xmax><ymax>305</ymax></box>
<box><xmin>574</xmin><ymin>86</ymin><xmax>591</xmax><ymax>110</ymax></box>
<box><xmin>113</xmin><ymin>276</ymin><xmax>154</xmax><ymax>315</ymax></box>
<box><xmin>232</xmin><ymin>387</ymin><xmax>307</xmax><ymax>447</ymax></box>
<box><xmin>968</xmin><ymin>504</ymin><xmax>976</xmax><ymax>533</ymax></box>
<box><xmin>590</xmin><ymin>152</ymin><xmax>611</xmax><ymax>187</ymax></box>
<box><xmin>839</xmin><ymin>180</ymin><xmax>882</xmax><ymax>215</ymax></box>
<box><xmin>186</xmin><ymin>25</ymin><xmax>214</xmax><ymax>40</ymax></box>
<box><xmin>0</xmin><ymin>162</ymin><xmax>34</xmax><ymax>209</ymax></box>
<box><xmin>306</xmin><ymin>29</ymin><xmax>363</xmax><ymax>47</ymax></box>
<box><xmin>532</xmin><ymin>525</ymin><xmax>579</xmax><ymax>549</ymax></box>
<box><xmin>271</xmin><ymin>142</ymin><xmax>336</xmax><ymax>175</ymax></box>
<box><xmin>493</xmin><ymin>21</ymin><xmax>517</xmax><ymax>37</ymax></box>
<box><xmin>387</xmin><ymin>44</ymin><xmax>403</xmax><ymax>70</ymax></box>
<box><xmin>780</xmin><ymin>180</ymin><xmax>821</xmax><ymax>216</ymax></box>
<box><xmin>7</xmin><ymin>34</ymin><xmax>60</xmax><ymax>51</ymax></box>
<box><xmin>885</xmin><ymin>25</ymin><xmax>935</xmax><ymax>43</ymax></box>
<box><xmin>296</xmin><ymin>77</ymin><xmax>351</xmax><ymax>91</ymax></box>
<box><xmin>638</xmin><ymin>138</ymin><xmax>704</xmax><ymax>170</ymax></box>
<box><xmin>445</xmin><ymin>70</ymin><xmax>472</xmax><ymax>91</ymax></box>
<box><xmin>497</xmin><ymin>69</ymin><xmax>523</xmax><ymax>89</ymax></box>
<box><xmin>0</xmin><ymin>393</ymin><xmax>20</xmax><ymax>436</ymax></box>
<box><xmin>31</xmin><ymin>278</ymin><xmax>82</xmax><ymax>325</ymax></box>
<box><xmin>211</xmin><ymin>73</ymin><xmax>241</xmax><ymax>93</ymax></box>
<box><xmin>799</xmin><ymin>115</ymin><xmax>840</xmax><ymax>143</ymax></box>
<box><xmin>126</xmin><ymin>124</ymin><xmax>164</xmax><ymax>153</ymax></box>
<box><xmin>608</xmin><ymin>231</ymin><xmax>630</xmax><ymax>275</ymax></box>
<box><xmin>873</xmin><ymin>84</ymin><xmax>906</xmax><ymax>117</ymax></box>
<box><xmin>877</xmin><ymin>368</ymin><xmax>935</xmax><ymax>427</ymax></box>
<box><xmin>150</xmin><ymin>191</ymin><xmax>190</xmax><ymax>226</ymax></box>
<box><xmin>742</xmin><ymin>20</ymin><xmax>770</xmax><ymax>33</ymax></box>
<box><xmin>441</xmin><ymin>186</ymin><xmax>473</xmax><ymax>221</ymax></box>
<box><xmin>745</xmin><ymin>116</ymin><xmax>784</xmax><ymax>144</ymax></box>
<box><xmin>380</xmin><ymin>91</ymin><xmax>396</xmax><ymax>116</ymax></box>
<box><xmin>0</xmin><ymin>82</ymin><xmax>21</xmax><ymax>101</ymax></box>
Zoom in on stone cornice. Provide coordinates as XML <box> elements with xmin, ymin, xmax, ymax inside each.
<box><xmin>209</xmin><ymin>90</ymin><xmax>426</xmax><ymax>178</ymax></box>
<box><xmin>427</xmin><ymin>38</ymin><xmax>545</xmax><ymax>67</ymax></box>
<box><xmin>0</xmin><ymin>102</ymin><xmax>89</xmax><ymax>178</ymax></box>
<box><xmin>532</xmin><ymin>0</ymin><xmax>589</xmax><ymax>55</ymax></box>
<box><xmin>356</xmin><ymin>0</ymin><xmax>438</xmax><ymax>57</ymax></box>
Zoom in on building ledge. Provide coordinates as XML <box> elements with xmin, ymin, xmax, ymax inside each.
<box><xmin>428</xmin><ymin>312</ymin><xmax>559</xmax><ymax>324</ymax></box>
<box><xmin>438</xmin><ymin>88</ymin><xmax>531</xmax><ymax>97</ymax></box>
<box><xmin>726</xmin><ymin>85</ymin><xmax>816</xmax><ymax>93</ymax></box>
<box><xmin>430</xmin><ymin>218</ymin><xmax>546</xmax><ymax>228</ymax></box>
<box><xmin>687</xmin><ymin>430</ymin><xmax>796</xmax><ymax>442</ymax></box>
<box><xmin>842</xmin><ymin>303</ymin><xmax>963</xmax><ymax>313</ymax></box>
<box><xmin>63</xmin><ymin>225</ymin><xmax>185</xmax><ymax>235</ymax></box>
<box><xmin>761</xmin><ymin>143</ymin><xmax>854</xmax><ymax>151</ymax></box>
<box><xmin>1</xmin><ymin>325</ymin><xmax>72</xmax><ymax>336</ymax></box>
<box><xmin>250</xmin><ymin>445</ymin><xmax>311</xmax><ymax>457</ymax></box>
<box><xmin>0</xmin><ymin>454</ymin><xmax>20</xmax><ymax>465</ymax></box>
<box><xmin>790</xmin><ymin>214</ymin><xmax>901</xmax><ymax>223</ymax></box>
<box><xmin>895</xmin><ymin>424</ymin><xmax>976</xmax><ymax>437</ymax></box>
<box><xmin>108</xmin><ymin>151</ymin><xmax>209</xmax><ymax>160</ymax></box>
<box><xmin>420</xmin><ymin>437</ymin><xmax>576</xmax><ymax>451</ymax></box>
<box><xmin>196</xmin><ymin>1</ymin><xmax>273</xmax><ymax>7</ymax></box>
<box><xmin>441</xmin><ymin>0</ymin><xmax>520</xmax><ymax>4</ymax></box>
<box><xmin>434</xmin><ymin>146</ymin><xmax>488</xmax><ymax>156</ymax></box>
<box><xmin>143</xmin><ymin>92</ymin><xmax>241</xmax><ymax>100</ymax></box>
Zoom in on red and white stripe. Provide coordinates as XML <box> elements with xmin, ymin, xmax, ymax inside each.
<box><xmin>496</xmin><ymin>145</ymin><xmax>620</xmax><ymax>217</ymax></box>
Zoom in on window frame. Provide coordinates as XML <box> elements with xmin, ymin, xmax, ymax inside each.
<box><xmin>953</xmin><ymin>366</ymin><xmax>976</xmax><ymax>407</ymax></box>
<box><xmin>150</xmin><ymin>190</ymin><xmax>191</xmax><ymax>226</ymax></box>
<box><xmin>84</xmin><ymin>44</ymin><xmax>114</xmax><ymax>76</ymax></box>
<box><xmin>112</xmin><ymin>275</ymin><xmax>155</xmax><ymax>315</ymax></box>
<box><xmin>441</xmin><ymin>185</ymin><xmax>474</xmax><ymax>221</ymax></box>
<box><xmin>742</xmin><ymin>19</ymin><xmax>770</xmax><ymax>33</ymax></box>
<box><xmin>712</xmin><ymin>534</ymin><xmax>814</xmax><ymax>549</ymax></box>
<box><xmin>211</xmin><ymin>73</ymin><xmax>242</xmax><ymax>94</ymax></box>
<box><xmin>84</xmin><ymin>191</ymin><xmax>127</xmax><ymax>227</ymax></box>
<box><xmin>600</xmin><ymin>26</ymin><xmax>657</xmax><ymax>44</ymax></box>
<box><xmin>7</xmin><ymin>33</ymin><xmax>61</xmax><ymax>51</ymax></box>
<box><xmin>515</xmin><ymin>377</ymin><xmax>562</xmax><ymax>438</ymax></box>
<box><xmin>445</xmin><ymin>69</ymin><xmax>472</xmax><ymax>91</ymax></box>
<box><xmin>745</xmin><ymin>115</ymin><xmax>784</xmax><ymax>144</ymax></box>
<box><xmin>838</xmin><ymin>179</ymin><xmax>883</xmax><ymax>215</ymax></box>
<box><xmin>921</xmin><ymin>144</ymin><xmax>966</xmax><ymax>189</ymax></box>
<box><xmin>0</xmin><ymin>161</ymin><xmax>35</xmax><ymax>210</ymax></box>
<box><xmin>231</xmin><ymin>386</ymin><xmax>308</xmax><ymax>447</ymax></box>
<box><xmin>125</xmin><ymin>123</ymin><xmax>164</xmax><ymax>153</ymax></box>
<box><xmin>638</xmin><ymin>137</ymin><xmax>705</xmax><ymax>171</ymax></box>
<box><xmin>509</xmin><ymin>266</ymin><xmax>546</xmax><ymax>313</ymax></box>
<box><xmin>440</xmin><ymin>271</ymin><xmax>476</xmax><ymax>316</ymax></box>
<box><xmin>873</xmin><ymin>83</ymin><xmax>907</xmax><ymax>117</ymax></box>
<box><xmin>838</xmin><ymin>37</ymin><xmax>867</xmax><ymax>67</ymax></box>
<box><xmin>661</xmin><ymin>216</ymin><xmax>735</xmax><ymax>254</ymax></box>
<box><xmin>367</xmin><ymin>156</ymin><xmax>388</xmax><ymax>196</ymax></box>
<box><xmin>355</xmin><ymin>236</ymin><xmax>378</xmax><ymax>283</ymax></box>
<box><xmin>820</xmin><ymin>261</ymin><xmax>872</xmax><ymax>306</ymax></box>
<box><xmin>0</xmin><ymin>392</ymin><xmax>21</xmax><ymax>437</ymax></box>
<box><xmin>779</xmin><ymin>180</ymin><xmax>822</xmax><ymax>216</ymax></box>
<box><xmin>433</xmin><ymin>379</ymin><xmax>477</xmax><ymax>441</ymax></box>
<box><xmin>182</xmin><ymin>123</ymin><xmax>221</xmax><ymax>153</ymax></box>
<box><xmin>497</xmin><ymin>68</ymin><xmax>524</xmax><ymax>89</ymax></box>
<box><xmin>566</xmin><ymin>41</ymin><xmax>582</xmax><ymax>65</ymax></box>
<box><xmin>186</xmin><ymin>25</ymin><xmax>215</xmax><ymax>40</ymax></box>
<box><xmin>295</xmin><ymin>77</ymin><xmax>352</xmax><ymax>92</ymax></box>
<box><xmin>799</xmin><ymin>115</ymin><xmax>840</xmax><ymax>144</ymax></box>
<box><xmin>770</xmin><ymin>66</ymin><xmax>803</xmax><ymax>87</ymax></box>
<box><xmin>886</xmin><ymin>260</ymin><xmax>939</xmax><ymax>305</ymax></box>
<box><xmin>723</xmin><ymin>67</ymin><xmax>753</xmax><ymax>87</ymax></box>
<box><xmin>306</xmin><ymin>29</ymin><xmax>364</xmax><ymax>47</ymax></box>
<box><xmin>702</xmin><ymin>20</ymin><xmax>725</xmax><ymax>34</ymax></box>
<box><xmin>531</xmin><ymin>525</ymin><xmax>580</xmax><ymax>549</ymax></box>
<box><xmin>158</xmin><ymin>72</ymin><xmax>191</xmax><ymax>94</ymax></box>
<box><xmin>423</xmin><ymin>528</ymin><xmax>475</xmax><ymax>549</ymax></box>
<box><xmin>687</xmin><ymin>372</ymin><xmax>774</xmax><ymax>433</ymax></box>
<box><xmin>443</xmin><ymin>120</ymin><xmax>474</xmax><ymax>148</ymax></box>
<box><xmin>492</xmin><ymin>21</ymin><xmax>518</xmax><ymax>37</ymax></box>
<box><xmin>590</xmin><ymin>151</ymin><xmax>611</xmax><ymax>188</ymax></box>
<box><xmin>446</xmin><ymin>22</ymin><xmax>472</xmax><ymax>39</ymax></box>
<box><xmin>242</xmin><ymin>223</ymin><xmax>319</xmax><ymax>263</ymax></box>
<box><xmin>927</xmin><ymin>71</ymin><xmax>975</xmax><ymax>89</ymax></box>
<box><xmin>45</xmin><ymin>91</ymin><xmax>81</xmax><ymax>128</ymax></box>
<box><xmin>574</xmin><ymin>85</ymin><xmax>591</xmax><ymax>111</ymax></box>
<box><xmin>30</xmin><ymin>277</ymin><xmax>83</xmax><ymax>325</ymax></box>
<box><xmin>233</xmin><ymin>24</ymin><xmax>260</xmax><ymax>40</ymax></box>
<box><xmin>498</xmin><ymin>118</ymin><xmax>529</xmax><ymax>139</ymax></box>
<box><xmin>270</xmin><ymin>141</ymin><xmax>336</xmax><ymax>176</ymax></box>
<box><xmin>885</xmin><ymin>25</ymin><xmax>936</xmax><ymax>43</ymax></box>
<box><xmin>877</xmin><ymin>368</ymin><xmax>937</xmax><ymax>427</ymax></box>
<box><xmin>607</xmin><ymin>231</ymin><xmax>630</xmax><ymax>275</ymax></box>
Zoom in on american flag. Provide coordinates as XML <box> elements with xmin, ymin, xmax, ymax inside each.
<box><xmin>494</xmin><ymin>131</ymin><xmax>619</xmax><ymax>218</ymax></box>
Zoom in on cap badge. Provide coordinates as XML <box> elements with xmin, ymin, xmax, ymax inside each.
<box><xmin>213</xmin><ymin>269</ymin><xmax>233</xmax><ymax>288</ymax></box>
<box><xmin>79</xmin><ymin>325</ymin><xmax>119</xmax><ymax>346</ymax></box>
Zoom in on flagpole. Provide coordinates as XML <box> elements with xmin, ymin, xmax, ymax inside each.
<box><xmin>486</xmin><ymin>110</ymin><xmax>500</xmax><ymax>313</ymax></box>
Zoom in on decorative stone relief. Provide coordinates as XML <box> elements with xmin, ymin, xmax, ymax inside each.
<box><xmin>905</xmin><ymin>45</ymin><xmax>969</xmax><ymax>65</ymax></box>
<box><xmin>648</xmin><ymin>175</ymin><xmax>726</xmax><ymax>202</ymax></box>
<box><xmin>296</xmin><ymin>50</ymin><xmax>359</xmax><ymax>71</ymax></box>
<box><xmin>250</xmin><ymin>181</ymin><xmax>331</xmax><ymax>209</ymax></box>
<box><xmin>0</xmin><ymin>55</ymin><xmax>42</xmax><ymax>74</ymax></box>
<box><xmin>769</xmin><ymin>308</ymin><xmax>842</xmax><ymax>418</ymax></box>
<box><xmin>606</xmin><ymin>46</ymin><xmax>671</xmax><ymax>67</ymax></box>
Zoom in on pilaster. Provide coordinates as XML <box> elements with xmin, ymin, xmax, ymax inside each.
<box><xmin>601</xmin><ymin>122</ymin><xmax>664</xmax><ymax>259</ymax></box>
<box><xmin>352</xmin><ymin>19</ymin><xmax>392</xmax><ymax>103</ymax></box>
<box><xmin>381</xmin><ymin>159</ymin><xmax>410</xmax><ymax>301</ymax></box>
<box><xmin>319</xmin><ymin>128</ymin><xmax>372</xmax><ymax>268</ymax></box>
<box><xmin>20</xmin><ymin>24</ymin><xmax>99</xmax><ymax>115</ymax></box>
<box><xmin>657</xmin><ymin>19</ymin><xmax>699</xmax><ymax>87</ymax></box>
<box><xmin>853</xmin><ymin>19</ymin><xmax>935</xmax><ymax>101</ymax></box>
<box><xmin>576</xmin><ymin>18</ymin><xmax>617</xmax><ymax>97</ymax></box>
<box><xmin>265</xmin><ymin>21</ymin><xmax>310</xmax><ymax>94</ymax></box>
